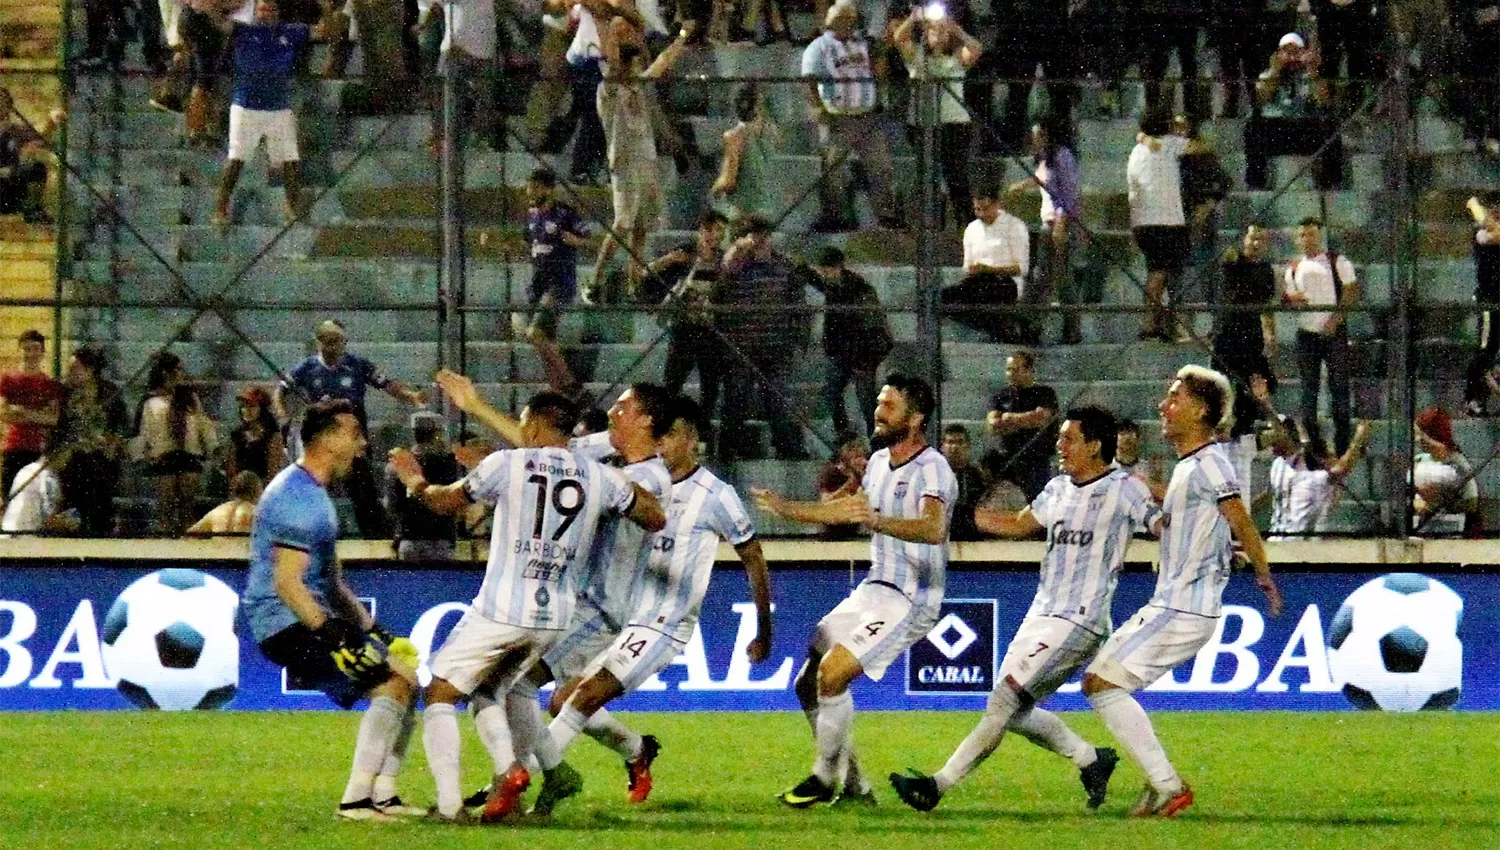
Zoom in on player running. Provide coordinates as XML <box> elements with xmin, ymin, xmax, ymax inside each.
<box><xmin>389</xmin><ymin>389</ymin><xmax>665</xmax><ymax>823</ymax></box>
<box><xmin>539</xmin><ymin>395</ymin><xmax>773</xmax><ymax>810</ymax></box>
<box><xmin>891</xmin><ymin>406</ymin><xmax>1160</xmax><ymax>812</ymax></box>
<box><xmin>245</xmin><ymin>399</ymin><xmax>423</xmax><ymax>822</ymax></box>
<box><xmin>1081</xmin><ymin>366</ymin><xmax>1281</xmax><ymax>817</ymax></box>
<box><xmin>753</xmin><ymin>374</ymin><xmax>955</xmax><ymax>808</ymax></box>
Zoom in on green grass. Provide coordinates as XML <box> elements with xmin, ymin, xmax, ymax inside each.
<box><xmin>2</xmin><ymin>711</ymin><xmax>1497</xmax><ymax>850</ymax></box>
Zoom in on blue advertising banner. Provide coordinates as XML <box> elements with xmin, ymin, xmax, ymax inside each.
<box><xmin>0</xmin><ymin>561</ymin><xmax>1490</xmax><ymax>712</ymax></box>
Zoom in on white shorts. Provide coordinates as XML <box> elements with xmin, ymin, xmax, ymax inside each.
<box><xmin>589</xmin><ymin>625</ymin><xmax>685</xmax><ymax>694</ymax></box>
<box><xmin>997</xmin><ymin>615</ymin><xmax>1105</xmax><ymax>702</ymax></box>
<box><xmin>429</xmin><ymin>607</ymin><xmax>560</xmax><ymax>696</ymax></box>
<box><xmin>227</xmin><ymin>105</ymin><xmax>300</xmax><ymax>165</ymax></box>
<box><xmin>542</xmin><ymin>605</ymin><xmax>619</xmax><ymax>683</ymax></box>
<box><xmin>815</xmin><ymin>581</ymin><xmax>938</xmax><ymax>682</ymax></box>
<box><xmin>1085</xmin><ymin>605</ymin><xmax>1217</xmax><ymax>692</ymax></box>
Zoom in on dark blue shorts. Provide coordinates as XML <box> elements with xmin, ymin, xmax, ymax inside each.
<box><xmin>259</xmin><ymin>624</ymin><xmax>386</xmax><ymax>709</ymax></box>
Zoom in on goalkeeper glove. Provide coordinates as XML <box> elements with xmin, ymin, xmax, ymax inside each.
<box><xmin>317</xmin><ymin>618</ymin><xmax>387</xmax><ymax>682</ymax></box>
<box><xmin>368</xmin><ymin>622</ymin><xmax>419</xmax><ymax>669</ymax></box>
<box><xmin>315</xmin><ymin>617</ymin><xmax>365</xmax><ymax>652</ymax></box>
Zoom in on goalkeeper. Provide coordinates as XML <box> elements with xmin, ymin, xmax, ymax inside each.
<box><xmin>244</xmin><ymin>399</ymin><xmax>423</xmax><ymax>822</ymax></box>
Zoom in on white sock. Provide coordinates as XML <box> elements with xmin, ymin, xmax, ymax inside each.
<box><xmin>584</xmin><ymin>708</ymin><xmax>643</xmax><ymax>760</ymax></box>
<box><xmin>472</xmin><ymin>699</ymin><xmax>516</xmax><ymax>775</ymax></box>
<box><xmin>470</xmin><ymin>690</ymin><xmax>504</xmax><ymax>771</ymax></box>
<box><xmin>373</xmin><ymin>701</ymin><xmax>417</xmax><ymax>802</ymax></box>
<box><xmin>933</xmin><ymin>686</ymin><xmax>1019</xmax><ymax>794</ymax></box>
<box><xmin>1008</xmin><ymin>707</ymin><xmax>1096</xmax><ymax>768</ymax></box>
<box><xmin>423</xmin><ymin>703</ymin><xmax>464</xmax><ymax>816</ymax></box>
<box><xmin>505</xmin><ymin>681</ymin><xmax>542</xmax><ymax>766</ymax></box>
<box><xmin>342</xmin><ymin>695</ymin><xmax>404</xmax><ymax>805</ymax></box>
<box><xmin>532</xmin><ymin>704</ymin><xmax>563</xmax><ymax>771</ymax></box>
<box><xmin>812</xmin><ymin>691</ymin><xmax>854</xmax><ymax>785</ymax></box>
<box><xmin>549</xmin><ymin>703</ymin><xmax>589</xmax><ymax>756</ymax></box>
<box><xmin>1088</xmin><ymin>688</ymin><xmax>1180</xmax><ymax>795</ymax></box>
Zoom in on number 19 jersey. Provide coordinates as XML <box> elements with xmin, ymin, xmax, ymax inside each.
<box><xmin>463</xmin><ymin>446</ymin><xmax>636</xmax><ymax>629</ymax></box>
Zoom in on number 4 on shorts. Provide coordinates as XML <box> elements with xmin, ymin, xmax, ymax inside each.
<box><xmin>863</xmin><ymin>620</ymin><xmax>885</xmax><ymax>637</ymax></box>
<box><xmin>620</xmin><ymin>632</ymin><xmax>648</xmax><ymax>658</ymax></box>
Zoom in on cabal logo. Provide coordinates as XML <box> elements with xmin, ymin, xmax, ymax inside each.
<box><xmin>907</xmin><ymin>600</ymin><xmax>996</xmax><ymax>695</ymax></box>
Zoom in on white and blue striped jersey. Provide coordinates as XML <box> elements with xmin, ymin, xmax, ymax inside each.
<box><xmin>1028</xmin><ymin>469</ymin><xmax>1161</xmax><ymax>635</ymax></box>
<box><xmin>862</xmin><ymin>446</ymin><xmax>956</xmax><ymax>611</ymax></box>
<box><xmin>1153</xmin><ymin>441</ymin><xmax>1241</xmax><ymax>617</ymax></box>
<box><xmin>800</xmin><ymin>32</ymin><xmax>877</xmax><ymax>114</ymax></box>
<box><xmin>1267</xmin><ymin>455</ymin><xmax>1332</xmax><ymax>536</ymax></box>
<box><xmin>629</xmin><ymin>465</ymin><xmax>756</xmax><ymax>642</ymax></box>
<box><xmin>463</xmin><ymin>446</ymin><xmax>636</xmax><ymax>629</ymax></box>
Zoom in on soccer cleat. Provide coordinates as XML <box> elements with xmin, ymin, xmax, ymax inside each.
<box><xmin>530</xmin><ymin>761</ymin><xmax>584</xmax><ymax>816</ymax></box>
<box><xmin>625</xmin><ymin>735</ymin><xmax>661</xmax><ymax>803</ymax></box>
<box><xmin>462</xmin><ymin>785</ymin><xmax>491</xmax><ymax>809</ymax></box>
<box><xmin>336</xmin><ymin>798</ymin><xmax>398</xmax><ymax>822</ymax></box>
<box><xmin>777</xmin><ymin>775</ymin><xmax>836</xmax><ymax>809</ymax></box>
<box><xmin>423</xmin><ymin>805</ymin><xmax>476</xmax><ymax>825</ymax></box>
<box><xmin>1129</xmin><ymin>784</ymin><xmax>1163</xmax><ymax>817</ymax></box>
<box><xmin>480</xmin><ymin>764</ymin><xmax>532</xmax><ymax>823</ymax></box>
<box><xmin>374</xmin><ymin>796</ymin><xmax>427</xmax><ymax>818</ymax></box>
<box><xmin>888</xmin><ymin>769</ymin><xmax>941</xmax><ymax>812</ymax></box>
<box><xmin>1154</xmin><ymin>784</ymin><xmax>1195</xmax><ymax>818</ymax></box>
<box><xmin>829</xmin><ymin>786</ymin><xmax>877</xmax><ymax>808</ymax></box>
<box><xmin>1079</xmin><ymin>747</ymin><xmax>1119</xmax><ymax>810</ymax></box>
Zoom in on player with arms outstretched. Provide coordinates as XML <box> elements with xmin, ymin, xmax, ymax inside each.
<box><xmin>245</xmin><ymin>399</ymin><xmax>422</xmax><ymax>822</ymax></box>
<box><xmin>754</xmin><ymin>374</ymin><xmax>954</xmax><ymax>807</ymax></box>
<box><xmin>1081</xmin><ymin>366</ymin><xmax>1281</xmax><ymax>817</ymax></box>
<box><xmin>891</xmin><ymin>406</ymin><xmax>1160</xmax><ymax>811</ymax></box>
<box><xmin>389</xmin><ymin>389</ymin><xmax>665</xmax><ymax>823</ymax></box>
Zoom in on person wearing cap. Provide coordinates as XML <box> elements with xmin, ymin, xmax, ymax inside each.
<box><xmin>383</xmin><ymin>413</ymin><xmax>461</xmax><ymax>562</ymax></box>
<box><xmin>228</xmin><ymin>384</ymin><xmax>286</xmax><ymax>484</ymax></box>
<box><xmin>275</xmin><ymin>319</ymin><xmax>429</xmax><ymax>538</ymax></box>
<box><xmin>1244</xmin><ymin>32</ymin><xmax>1346</xmax><ymax>190</ymax></box>
<box><xmin>809</xmin><ymin>245</ymin><xmax>893</xmax><ymax>438</ymax></box>
<box><xmin>1412</xmin><ymin>407</ymin><xmax>1480</xmax><ymax>537</ymax></box>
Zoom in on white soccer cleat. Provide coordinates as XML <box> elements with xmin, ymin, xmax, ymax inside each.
<box><xmin>336</xmin><ymin>799</ymin><xmax>399</xmax><ymax>822</ymax></box>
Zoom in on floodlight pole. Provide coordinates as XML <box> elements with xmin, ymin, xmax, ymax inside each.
<box><xmin>913</xmin><ymin>31</ymin><xmax>944</xmax><ymax>443</ymax></box>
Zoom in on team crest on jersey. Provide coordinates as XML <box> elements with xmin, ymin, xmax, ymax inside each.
<box><xmin>894</xmin><ymin>481</ymin><xmax>909</xmax><ymax>500</ymax></box>
<box><xmin>534</xmin><ymin>586</ymin><xmax>550</xmax><ymax>607</ymax></box>
<box><xmin>525</xmin><ymin>460</ymin><xmax>536</xmax><ymax>471</ymax></box>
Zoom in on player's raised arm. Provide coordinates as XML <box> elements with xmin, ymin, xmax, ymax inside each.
<box><xmin>734</xmin><ymin>538</ymin><xmax>774</xmax><ymax>663</ymax></box>
<box><xmin>974</xmin><ymin>505</ymin><xmax>1044</xmax><ymax>539</ymax></box>
<box><xmin>869</xmin><ymin>494</ymin><xmax>947</xmax><ymax>545</ymax></box>
<box><xmin>435</xmin><ymin>368</ymin><xmax>524</xmax><ymax>448</ymax></box>
<box><xmin>625</xmin><ymin>483</ymin><xmax>666</xmax><ymax>532</ymax></box>
<box><xmin>389</xmin><ymin>447</ymin><xmax>473</xmax><ymax>515</ymax></box>
<box><xmin>1219</xmin><ymin>495</ymin><xmax>1281</xmax><ymax>616</ymax></box>
<box><xmin>751</xmin><ymin>486</ymin><xmax>869</xmax><ymax>526</ymax></box>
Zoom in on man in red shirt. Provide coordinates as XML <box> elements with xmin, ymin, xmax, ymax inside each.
<box><xmin>0</xmin><ymin>331</ymin><xmax>61</xmax><ymax>501</ymax></box>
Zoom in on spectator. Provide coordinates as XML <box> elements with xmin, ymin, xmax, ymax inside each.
<box><xmin>184</xmin><ymin>470</ymin><xmax>263</xmax><ymax>536</ymax></box>
<box><xmin>941</xmin><ymin>423</ymin><xmax>990</xmax><ymax>542</ymax></box>
<box><xmin>572</xmin><ymin>408</ymin><xmax>610</xmax><ymax>438</ymax></box>
<box><xmin>212</xmin><ymin>0</ymin><xmax>311</xmax><ymax>227</ymax></box>
<box><xmin>1265</xmin><ymin>414</ymin><xmax>1370</xmax><ymax>538</ymax></box>
<box><xmin>717</xmin><ymin>214</ymin><xmax>810</xmax><ymax>461</ymax></box>
<box><xmin>1284</xmin><ymin>216</ymin><xmax>1358</xmax><ymax>454</ymax></box>
<box><xmin>815</xmin><ymin>433</ymin><xmax>868</xmax><ymax>540</ymax></box>
<box><xmin>0</xmin><ymin>330</ymin><xmax>61</xmax><ymax>500</ymax></box>
<box><xmin>1310</xmin><ymin>0</ymin><xmax>1385</xmax><ymax>111</ymax></box>
<box><xmin>519</xmin><ymin>167</ymin><xmax>589</xmax><ymax>343</ymax></box>
<box><xmin>1215</xmin><ymin>224</ymin><xmax>1280</xmax><ymax>440</ymax></box>
<box><xmin>227</xmin><ymin>385</ymin><xmax>286</xmax><ymax>483</ymax></box>
<box><xmin>809</xmin><ymin>246</ymin><xmax>893</xmax><ymax>438</ymax></box>
<box><xmin>655</xmin><ymin>211</ymin><xmax>729</xmax><ymax>441</ymax></box>
<box><xmin>275</xmin><ymin>319</ymin><xmax>429</xmax><ymax>537</ymax></box>
<box><xmin>1244</xmin><ymin>32</ymin><xmax>1346</xmax><ymax>190</ymax></box>
<box><xmin>55</xmin><ymin>345</ymin><xmax>128</xmax><ymax>537</ymax></box>
<box><xmin>384</xmin><ymin>413</ymin><xmax>461</xmax><ymax>561</ymax></box>
<box><xmin>945</xmin><ymin>185</ymin><xmax>1030</xmax><ymax>343</ymax></box>
<box><xmin>1074</xmin><ymin>0</ymin><xmax>1128</xmax><ymax>118</ymax></box>
<box><xmin>1177</xmin><ymin>115</ymin><xmax>1231</xmax><ymax>299</ymax></box>
<box><xmin>1412</xmin><ymin>407</ymin><xmax>1480</xmax><ymax>537</ymax></box>
<box><xmin>1010</xmin><ymin>114</ymin><xmax>1085</xmax><ymax>344</ymax></box>
<box><xmin>802</xmin><ymin>3</ymin><xmax>901</xmax><ymax>232</ymax></box>
<box><xmin>1128</xmin><ymin>109</ymin><xmax>1195</xmax><ymax>342</ymax></box>
<box><xmin>179</xmin><ymin>0</ymin><xmax>242</xmax><ymax>147</ymax></box>
<box><xmin>1138</xmin><ymin>0</ymin><xmax>1206</xmax><ymax>122</ymax></box>
<box><xmin>592</xmin><ymin>24</ymin><xmax>692</xmax><ymax>295</ymax></box>
<box><xmin>0</xmin><ymin>88</ymin><xmax>62</xmax><ymax>224</ymax></box>
<box><xmin>1457</xmin><ymin>0</ymin><xmax>1500</xmax><ymax>153</ymax></box>
<box><xmin>539</xmin><ymin>0</ymin><xmax>609</xmax><ymax>184</ymax></box>
<box><xmin>1463</xmin><ymin>194</ymin><xmax>1500</xmax><ymax>416</ymax></box>
<box><xmin>426</xmin><ymin>0</ymin><xmax>502</xmax><ymax>152</ymax></box>
<box><xmin>0</xmin><ymin>447</ymin><xmax>68</xmax><ymax>535</ymax></box>
<box><xmin>1209</xmin><ymin>0</ymin><xmax>1287</xmax><ymax>117</ymax></box>
<box><xmin>985</xmin><ymin>349</ymin><xmax>1058</xmax><ymax>500</ymax></box>
<box><xmin>136</xmin><ymin>357</ymin><xmax>220</xmax><ymax>537</ymax></box>
<box><xmin>892</xmin><ymin>9</ymin><xmax>981</xmax><ymax>226</ymax></box>
<box><xmin>986</xmin><ymin>0</ymin><xmax>1075</xmax><ymax>153</ymax></box>
<box><xmin>731</xmin><ymin>0</ymin><xmax>793</xmax><ymax>44</ymax></box>
<box><xmin>710</xmin><ymin>84</ymin><xmax>779</xmax><ymax>220</ymax></box>
<box><xmin>1113</xmin><ymin>418</ymin><xmax>1141</xmax><ymax>472</ymax></box>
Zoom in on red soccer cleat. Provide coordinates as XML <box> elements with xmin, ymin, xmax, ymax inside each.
<box><xmin>625</xmin><ymin>735</ymin><xmax>661</xmax><ymax>804</ymax></box>
<box><xmin>480</xmin><ymin>764</ymin><xmax>531</xmax><ymax>823</ymax></box>
<box><xmin>1155</xmin><ymin>784</ymin><xmax>1194</xmax><ymax>818</ymax></box>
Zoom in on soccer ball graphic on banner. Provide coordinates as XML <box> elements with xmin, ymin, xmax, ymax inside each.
<box><xmin>1326</xmin><ymin>573</ymin><xmax>1463</xmax><ymax>712</ymax></box>
<box><xmin>101</xmin><ymin>569</ymin><xmax>241</xmax><ymax>710</ymax></box>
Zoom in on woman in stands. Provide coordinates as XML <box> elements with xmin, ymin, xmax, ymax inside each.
<box><xmin>892</xmin><ymin>7</ymin><xmax>981</xmax><ymax>228</ymax></box>
<box><xmin>136</xmin><ymin>353</ymin><xmax>220</xmax><ymax>536</ymax></box>
<box><xmin>227</xmin><ymin>385</ymin><xmax>285</xmax><ymax>483</ymax></box>
<box><xmin>710</xmin><ymin>83</ymin><xmax>779</xmax><ymax>220</ymax></box>
<box><xmin>1412</xmin><ymin>407</ymin><xmax>1481</xmax><ymax>537</ymax></box>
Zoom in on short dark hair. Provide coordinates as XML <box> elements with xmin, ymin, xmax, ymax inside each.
<box><xmin>1298</xmin><ymin>216</ymin><xmax>1324</xmax><ymax>229</ymax></box>
<box><xmin>972</xmin><ymin>183</ymin><xmax>999</xmax><ymax>202</ymax></box>
<box><xmin>1066</xmin><ymin>405</ymin><xmax>1119</xmax><ymax>465</ymax></box>
<box><xmin>814</xmin><ymin>245</ymin><xmax>845</xmax><ymax>268</ymax></box>
<box><xmin>942</xmin><ymin>423</ymin><xmax>971</xmax><ymax>440</ymax></box>
<box><xmin>577</xmin><ymin>407</ymin><xmax>610</xmax><ymax>435</ymax></box>
<box><xmin>1139</xmin><ymin>108</ymin><xmax>1171</xmax><ymax>137</ymax></box>
<box><xmin>1116</xmin><ymin>418</ymin><xmax>1140</xmax><ymax>437</ymax></box>
<box><xmin>301</xmin><ymin>398</ymin><xmax>358</xmax><ymax>448</ymax></box>
<box><xmin>229</xmin><ymin>470</ymin><xmax>264</xmax><ymax>501</ymax></box>
<box><xmin>412</xmin><ymin>414</ymin><xmax>443</xmax><ymax>444</ymax></box>
<box><xmin>668</xmin><ymin>394</ymin><xmax>704</xmax><ymax>434</ymax></box>
<box><xmin>18</xmin><ymin>330</ymin><xmax>44</xmax><ymax>346</ymax></box>
<box><xmin>529</xmin><ymin>166</ymin><xmax>557</xmax><ymax>187</ymax></box>
<box><xmin>523</xmin><ymin>390</ymin><xmax>580</xmax><ymax>435</ymax></box>
<box><xmin>72</xmin><ymin>344</ymin><xmax>108</xmax><ymax>375</ymax></box>
<box><xmin>732</xmin><ymin>212</ymin><xmax>773</xmax><ymax>237</ymax></box>
<box><xmin>697</xmin><ymin>209</ymin><xmax>728</xmax><ymax>230</ymax></box>
<box><xmin>883</xmin><ymin>373</ymin><xmax>935</xmax><ymax>422</ymax></box>
<box><xmin>628</xmin><ymin>382</ymin><xmax>675</xmax><ymax>440</ymax></box>
<box><xmin>1010</xmin><ymin>349</ymin><xmax>1037</xmax><ymax>370</ymax></box>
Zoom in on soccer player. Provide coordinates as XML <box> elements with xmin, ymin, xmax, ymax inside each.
<box><xmin>389</xmin><ymin>388</ymin><xmax>665</xmax><ymax>823</ymax></box>
<box><xmin>541</xmin><ymin>395</ymin><xmax>773</xmax><ymax>808</ymax></box>
<box><xmin>1080</xmin><ymin>366</ymin><xmax>1281</xmax><ymax>817</ymax></box>
<box><xmin>244</xmin><ymin>399</ymin><xmax>423</xmax><ymax>822</ymax></box>
<box><xmin>890</xmin><ymin>406</ymin><xmax>1160</xmax><ymax>812</ymax></box>
<box><xmin>753</xmin><ymin>374</ymin><xmax>955</xmax><ymax>807</ymax></box>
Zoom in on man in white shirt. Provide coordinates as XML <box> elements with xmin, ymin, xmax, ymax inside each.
<box><xmin>942</xmin><ymin>186</ymin><xmax>1031</xmax><ymax>342</ymax></box>
<box><xmin>1127</xmin><ymin>110</ymin><xmax>1192</xmax><ymax>342</ymax></box>
<box><xmin>1284</xmin><ymin>216</ymin><xmax>1359</xmax><ymax>454</ymax></box>
<box><xmin>0</xmin><ymin>454</ymin><xmax>64</xmax><ymax>534</ymax></box>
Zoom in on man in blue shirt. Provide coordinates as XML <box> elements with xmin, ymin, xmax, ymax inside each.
<box><xmin>247</xmin><ymin>399</ymin><xmax>422</xmax><ymax>821</ymax></box>
<box><xmin>275</xmin><ymin>319</ymin><xmax>429</xmax><ymax>537</ymax></box>
<box><xmin>519</xmin><ymin>167</ymin><xmax>588</xmax><ymax>343</ymax></box>
<box><xmin>213</xmin><ymin>0</ymin><xmax>311</xmax><ymax>227</ymax></box>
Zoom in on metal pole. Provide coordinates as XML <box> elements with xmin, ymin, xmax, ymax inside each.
<box><xmin>914</xmin><ymin>32</ymin><xmax>943</xmax><ymax>442</ymax></box>
<box><xmin>439</xmin><ymin>57</ymin><xmax>465</xmax><ymax>421</ymax></box>
<box><xmin>1385</xmin><ymin>52</ymin><xmax>1416</xmax><ymax>535</ymax></box>
<box><xmin>53</xmin><ymin>0</ymin><xmax>74</xmax><ymax>376</ymax></box>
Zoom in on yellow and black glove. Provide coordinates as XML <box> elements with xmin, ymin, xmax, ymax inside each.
<box><xmin>317</xmin><ymin>618</ymin><xmax>388</xmax><ymax>682</ymax></box>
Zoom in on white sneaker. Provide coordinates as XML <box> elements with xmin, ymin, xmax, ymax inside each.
<box><xmin>374</xmin><ymin>796</ymin><xmax>427</xmax><ymax>818</ymax></box>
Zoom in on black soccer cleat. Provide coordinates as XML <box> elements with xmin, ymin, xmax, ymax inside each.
<box><xmin>1080</xmin><ymin>747</ymin><xmax>1120</xmax><ymax>810</ymax></box>
<box><xmin>777</xmin><ymin>774</ymin><xmax>836</xmax><ymax>809</ymax></box>
<box><xmin>462</xmin><ymin>785</ymin><xmax>491</xmax><ymax>809</ymax></box>
<box><xmin>889</xmin><ymin>769</ymin><xmax>942</xmax><ymax>812</ymax></box>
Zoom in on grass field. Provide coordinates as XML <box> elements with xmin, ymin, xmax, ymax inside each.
<box><xmin>2</xmin><ymin>711</ymin><xmax>1497</xmax><ymax>850</ymax></box>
